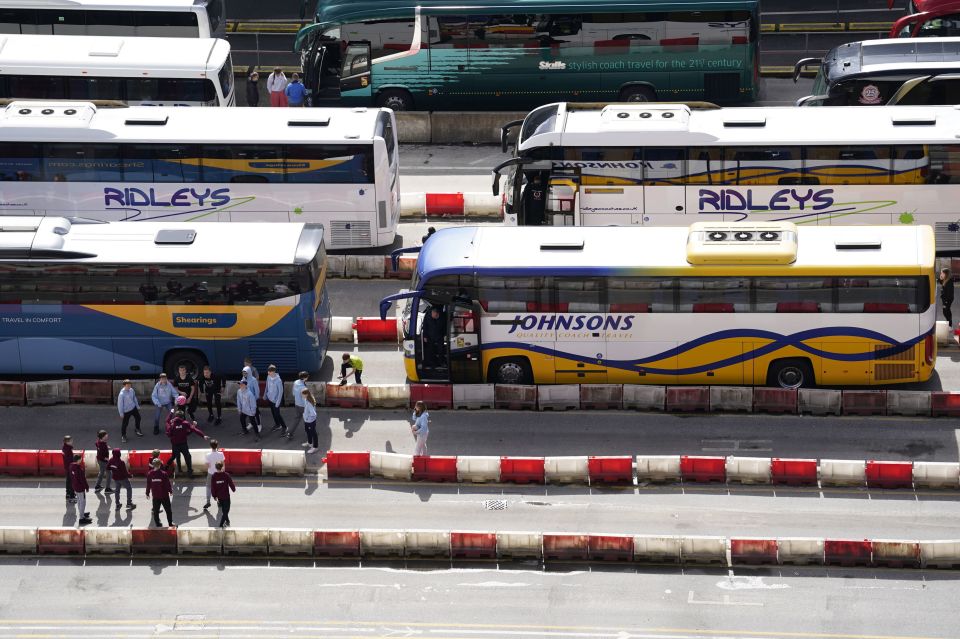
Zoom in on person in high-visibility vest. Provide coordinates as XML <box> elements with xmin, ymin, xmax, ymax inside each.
<box><xmin>339</xmin><ymin>354</ymin><xmax>363</xmax><ymax>386</ymax></box>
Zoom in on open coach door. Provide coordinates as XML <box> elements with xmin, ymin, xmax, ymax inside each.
<box><xmin>340</xmin><ymin>42</ymin><xmax>372</xmax><ymax>99</ymax></box>
<box><xmin>448</xmin><ymin>299</ymin><xmax>483</xmax><ymax>383</ymax></box>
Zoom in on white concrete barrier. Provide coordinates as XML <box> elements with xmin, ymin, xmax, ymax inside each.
<box><xmin>330</xmin><ymin>316</ymin><xmax>356</xmax><ymax>343</ymax></box>
<box><xmin>0</xmin><ymin>526</ymin><xmax>37</xmax><ymax>554</ymax></box>
<box><xmin>635</xmin><ymin>455</ymin><xmax>682</xmax><ymax>483</ymax></box>
<box><xmin>544</xmin><ymin>456</ymin><xmax>590</xmax><ymax>484</ymax></box>
<box><xmin>189</xmin><ymin>449</ymin><xmax>210</xmax><ymax>474</ymax></box>
<box><xmin>111</xmin><ymin>379</ymin><xmax>153</xmax><ymax>400</ymax></box>
<box><xmin>223</xmin><ymin>381</ymin><xmax>239</xmax><ymax>404</ymax></box>
<box><xmin>819</xmin><ymin>459</ymin><xmax>866</xmax><ymax>486</ymax></box>
<box><xmin>82</xmin><ymin>450</ymin><xmax>100</xmax><ymax>478</ymax></box>
<box><xmin>306</xmin><ymin>382</ymin><xmax>326</xmax><ymax>407</ymax></box>
<box><xmin>456</xmin><ymin>456</ymin><xmax>501</xmax><ymax>483</ymax></box>
<box><xmin>223</xmin><ymin>528</ymin><xmax>270</xmax><ymax>555</ymax></box>
<box><xmin>463</xmin><ymin>192</ymin><xmax>502</xmax><ymax>216</ymax></box>
<box><xmin>710</xmin><ymin>386</ymin><xmax>753</xmax><ymax>413</ymax></box>
<box><xmin>326</xmin><ymin>254</ymin><xmax>346</xmax><ymax>278</ymax></box>
<box><xmin>886</xmin><ymin>390</ymin><xmax>931</xmax><ymax>417</ymax></box>
<box><xmin>26</xmin><ymin>379</ymin><xmax>69</xmax><ymax>406</ymax></box>
<box><xmin>84</xmin><ymin>527</ymin><xmax>131</xmax><ymax>555</ymax></box>
<box><xmin>370</xmin><ymin>451</ymin><xmax>413</xmax><ymax>481</ymax></box>
<box><xmin>681</xmin><ymin>536</ymin><xmax>728</xmax><ymax>565</ymax></box>
<box><xmin>453</xmin><ymin>384</ymin><xmax>495</xmax><ymax>409</ymax></box>
<box><xmin>537</xmin><ymin>385</ymin><xmax>580</xmax><ymax>411</ymax></box>
<box><xmin>268</xmin><ymin>528</ymin><xmax>314</xmax><ymax>556</ymax></box>
<box><xmin>913</xmin><ymin>461</ymin><xmax>960</xmax><ymax>488</ymax></box>
<box><xmin>632</xmin><ymin>535</ymin><xmax>682</xmax><ymax>564</ymax></box>
<box><xmin>262</xmin><ymin>449</ymin><xmax>306</xmax><ymax>476</ymax></box>
<box><xmin>936</xmin><ymin>320</ymin><xmax>952</xmax><ymax>346</ymax></box>
<box><xmin>404</xmin><ymin>530</ymin><xmax>451</xmax><ymax>558</ymax></box>
<box><xmin>360</xmin><ymin>529</ymin><xmax>405</xmax><ymax>557</ymax></box>
<box><xmin>176</xmin><ymin>527</ymin><xmax>223</xmax><ymax>555</ymax></box>
<box><xmin>872</xmin><ymin>540</ymin><xmax>920</xmax><ymax>566</ymax></box>
<box><xmin>367</xmin><ymin>384</ymin><xmax>411</xmax><ymax>409</ymax></box>
<box><xmin>496</xmin><ymin>532</ymin><xmax>542</xmax><ymax>559</ymax></box>
<box><xmin>623</xmin><ymin>385</ymin><xmax>666</xmax><ymax>411</ymax></box>
<box><xmin>777</xmin><ymin>537</ymin><xmax>825</xmax><ymax>565</ymax></box>
<box><xmin>344</xmin><ymin>256</ymin><xmax>385</xmax><ymax>279</ymax></box>
<box><xmin>920</xmin><ymin>540</ymin><xmax>960</xmax><ymax>568</ymax></box>
<box><xmin>400</xmin><ymin>192</ymin><xmax>426</xmax><ymax>216</ymax></box>
<box><xmin>799</xmin><ymin>388</ymin><xmax>842</xmax><ymax>416</ymax></box>
<box><xmin>725</xmin><ymin>456</ymin><xmax>772</xmax><ymax>484</ymax></box>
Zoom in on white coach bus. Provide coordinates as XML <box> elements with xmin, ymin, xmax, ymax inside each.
<box><xmin>0</xmin><ymin>101</ymin><xmax>400</xmax><ymax>250</ymax></box>
<box><xmin>0</xmin><ymin>0</ymin><xmax>226</xmax><ymax>38</ymax></box>
<box><xmin>494</xmin><ymin>101</ymin><xmax>960</xmax><ymax>252</ymax></box>
<box><xmin>0</xmin><ymin>34</ymin><xmax>235</xmax><ymax>106</ymax></box>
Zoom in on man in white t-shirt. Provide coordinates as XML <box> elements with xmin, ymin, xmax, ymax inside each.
<box><xmin>203</xmin><ymin>439</ymin><xmax>226</xmax><ymax>510</ymax></box>
<box><xmin>266</xmin><ymin>67</ymin><xmax>288</xmax><ymax>107</ymax></box>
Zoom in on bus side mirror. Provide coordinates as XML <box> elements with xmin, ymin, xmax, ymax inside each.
<box><xmin>492</xmin><ymin>173</ymin><xmax>500</xmax><ymax>197</ymax></box>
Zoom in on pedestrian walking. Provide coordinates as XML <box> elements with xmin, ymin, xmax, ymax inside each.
<box><xmin>166</xmin><ymin>409</ymin><xmax>209</xmax><ymax>477</ymax></box>
<box><xmin>266</xmin><ymin>66</ymin><xmax>288</xmax><ymax>107</ymax></box>
<box><xmin>117</xmin><ymin>379</ymin><xmax>142</xmax><ymax>443</ymax></box>
<box><xmin>93</xmin><ymin>430</ymin><xmax>114</xmax><ymax>494</ymax></box>
<box><xmin>146</xmin><ymin>458</ymin><xmax>175</xmax><ymax>528</ymax></box>
<box><xmin>62</xmin><ymin>435</ymin><xmax>75</xmax><ymax>502</ymax></box>
<box><xmin>265</xmin><ymin>365</ymin><xmax>287</xmax><ymax>434</ymax></box>
<box><xmin>289</xmin><ymin>371</ymin><xmax>308</xmax><ymax>439</ymax></box>
<box><xmin>302</xmin><ymin>388</ymin><xmax>319</xmax><ymax>453</ymax></box>
<box><xmin>211</xmin><ymin>461</ymin><xmax>236</xmax><ymax>527</ymax></box>
<box><xmin>198</xmin><ymin>366</ymin><xmax>225</xmax><ymax>425</ymax></box>
<box><xmin>284</xmin><ymin>73</ymin><xmax>307</xmax><ymax>107</ymax></box>
<box><xmin>151</xmin><ymin>373</ymin><xmax>177</xmax><ymax>435</ymax></box>
<box><xmin>203</xmin><ymin>439</ymin><xmax>225</xmax><ymax>510</ymax></box>
<box><xmin>69</xmin><ymin>454</ymin><xmax>92</xmax><ymax>525</ymax></box>
<box><xmin>107</xmin><ymin>448</ymin><xmax>136</xmax><ymax>511</ymax></box>
<box><xmin>237</xmin><ymin>379</ymin><xmax>260</xmax><ymax>441</ymax></box>
<box><xmin>338</xmin><ymin>353</ymin><xmax>363</xmax><ymax>385</ymax></box>
<box><xmin>173</xmin><ymin>364</ymin><xmax>198</xmax><ymax>421</ymax></box>
<box><xmin>246</xmin><ymin>70</ymin><xmax>260</xmax><ymax>107</ymax></box>
<box><xmin>941</xmin><ymin>267</ymin><xmax>955</xmax><ymax>327</ymax></box>
<box><xmin>411</xmin><ymin>401</ymin><xmax>430</xmax><ymax>456</ymax></box>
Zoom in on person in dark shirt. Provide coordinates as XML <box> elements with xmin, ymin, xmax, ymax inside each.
<box><xmin>62</xmin><ymin>435</ymin><xmax>75</xmax><ymax>501</ymax></box>
<box><xmin>246</xmin><ymin>71</ymin><xmax>260</xmax><ymax>107</ymax></box>
<box><xmin>421</xmin><ymin>306</ymin><xmax>446</xmax><ymax>367</ymax></box>
<box><xmin>941</xmin><ymin>267</ymin><xmax>955</xmax><ymax>327</ymax></box>
<box><xmin>198</xmin><ymin>366</ymin><xmax>225</xmax><ymax>425</ymax></box>
<box><xmin>522</xmin><ymin>174</ymin><xmax>547</xmax><ymax>226</ymax></box>
<box><xmin>146</xmin><ymin>459</ymin><xmax>175</xmax><ymax>528</ymax></box>
<box><xmin>210</xmin><ymin>462</ymin><xmax>236</xmax><ymax>527</ymax></box>
<box><xmin>173</xmin><ymin>365</ymin><xmax>198</xmax><ymax>420</ymax></box>
<box><xmin>69</xmin><ymin>455</ymin><xmax>91</xmax><ymax>525</ymax></box>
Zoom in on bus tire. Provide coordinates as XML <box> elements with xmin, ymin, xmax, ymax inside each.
<box><xmin>376</xmin><ymin>89</ymin><xmax>413</xmax><ymax>111</ymax></box>
<box><xmin>766</xmin><ymin>358</ymin><xmax>815</xmax><ymax>389</ymax></box>
<box><xmin>164</xmin><ymin>349</ymin><xmax>207</xmax><ymax>379</ymax></box>
<box><xmin>488</xmin><ymin>357</ymin><xmax>532</xmax><ymax>385</ymax></box>
<box><xmin>619</xmin><ymin>85</ymin><xmax>656</xmax><ymax>102</ymax></box>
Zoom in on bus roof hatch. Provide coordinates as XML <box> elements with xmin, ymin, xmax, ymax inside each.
<box><xmin>686</xmin><ymin>222</ymin><xmax>798</xmax><ymax>265</ymax></box>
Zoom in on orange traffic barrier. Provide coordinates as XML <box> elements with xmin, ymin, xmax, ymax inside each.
<box><xmin>865</xmin><ymin>460</ymin><xmax>913</xmax><ymax>489</ymax></box>
<box><xmin>323</xmin><ymin>451</ymin><xmax>370</xmax><ymax>478</ymax></box>
<box><xmin>131</xmin><ymin>528</ymin><xmax>177</xmax><ymax>554</ymax></box>
<box><xmin>314</xmin><ymin>530</ymin><xmax>360</xmax><ymax>557</ymax></box>
<box><xmin>731</xmin><ymin>538</ymin><xmax>778</xmax><ymax>565</ymax></box>
<box><xmin>824</xmin><ymin>539</ymin><xmax>872</xmax><ymax>566</ymax></box>
<box><xmin>0</xmin><ymin>449</ymin><xmax>39</xmax><ymax>476</ymax></box>
<box><xmin>770</xmin><ymin>458</ymin><xmax>818</xmax><ymax>486</ymax></box>
<box><xmin>587</xmin><ymin>456</ymin><xmax>633</xmax><ymax>485</ymax></box>
<box><xmin>221</xmin><ymin>449</ymin><xmax>262</xmax><ymax>476</ymax></box>
<box><xmin>412</xmin><ymin>455</ymin><xmax>458</xmax><ymax>482</ymax></box>
<box><xmin>588</xmin><ymin>534</ymin><xmax>633</xmax><ymax>561</ymax></box>
<box><xmin>37</xmin><ymin>528</ymin><xmax>84</xmax><ymax>555</ymax></box>
<box><xmin>543</xmin><ymin>534</ymin><xmax>589</xmax><ymax>561</ymax></box>
<box><xmin>451</xmin><ymin>532</ymin><xmax>497</xmax><ymax>559</ymax></box>
<box><xmin>499</xmin><ymin>457</ymin><xmax>545</xmax><ymax>484</ymax></box>
<box><xmin>409</xmin><ymin>383</ymin><xmax>453</xmax><ymax>409</ymax></box>
<box><xmin>680</xmin><ymin>455</ymin><xmax>726</xmax><ymax>483</ymax></box>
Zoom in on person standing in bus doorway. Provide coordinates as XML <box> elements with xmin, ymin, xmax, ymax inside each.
<box><xmin>199</xmin><ymin>366</ymin><xmax>225</xmax><ymax>425</ymax></box>
<box><xmin>522</xmin><ymin>174</ymin><xmax>547</xmax><ymax>226</ymax></box>
<box><xmin>289</xmin><ymin>371</ymin><xmax>309</xmax><ymax>440</ymax></box>
<box><xmin>301</xmin><ymin>388</ymin><xmax>319</xmax><ymax>454</ymax></box>
<box><xmin>203</xmin><ymin>439</ymin><xmax>225</xmax><ymax>511</ymax></box>
<box><xmin>117</xmin><ymin>379</ymin><xmax>142</xmax><ymax>443</ymax></box>
<box><xmin>151</xmin><ymin>373</ymin><xmax>177</xmax><ymax>435</ymax></box>
<box><xmin>237</xmin><ymin>379</ymin><xmax>260</xmax><ymax>441</ymax></box>
<box><xmin>285</xmin><ymin>73</ymin><xmax>307</xmax><ymax>107</ymax></box>
<box><xmin>410</xmin><ymin>401</ymin><xmax>430</xmax><ymax>456</ymax></box>
<box><xmin>267</xmin><ymin>66</ymin><xmax>288</xmax><ymax>107</ymax></box>
<box><xmin>146</xmin><ymin>458</ymin><xmax>175</xmax><ymax>528</ymax></box>
<box><xmin>246</xmin><ymin>71</ymin><xmax>260</xmax><ymax>107</ymax></box>
<box><xmin>339</xmin><ymin>353</ymin><xmax>363</xmax><ymax>385</ymax></box>
<box><xmin>93</xmin><ymin>430</ymin><xmax>114</xmax><ymax>495</ymax></box>
<box><xmin>70</xmin><ymin>454</ymin><xmax>92</xmax><ymax>526</ymax></box>
<box><xmin>265</xmin><ymin>365</ymin><xmax>288</xmax><ymax>434</ymax></box>
<box><xmin>421</xmin><ymin>306</ymin><xmax>446</xmax><ymax>368</ymax></box>
<box><xmin>173</xmin><ymin>364</ymin><xmax>198</xmax><ymax>421</ymax></box>
<box><xmin>941</xmin><ymin>267</ymin><xmax>954</xmax><ymax>327</ymax></box>
<box><xmin>62</xmin><ymin>435</ymin><xmax>76</xmax><ymax>502</ymax></box>
<box><xmin>211</xmin><ymin>461</ymin><xmax>236</xmax><ymax>527</ymax></box>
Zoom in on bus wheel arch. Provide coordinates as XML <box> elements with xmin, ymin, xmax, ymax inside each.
<box><xmin>376</xmin><ymin>88</ymin><xmax>414</xmax><ymax>111</ymax></box>
<box><xmin>164</xmin><ymin>349</ymin><xmax>208</xmax><ymax>379</ymax></box>
<box><xmin>618</xmin><ymin>84</ymin><xmax>657</xmax><ymax>102</ymax></box>
<box><xmin>766</xmin><ymin>358</ymin><xmax>815</xmax><ymax>389</ymax></box>
<box><xmin>487</xmin><ymin>357</ymin><xmax>533</xmax><ymax>385</ymax></box>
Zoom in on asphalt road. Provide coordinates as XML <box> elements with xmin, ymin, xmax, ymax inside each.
<box><xmin>0</xmin><ymin>561</ymin><xmax>954</xmax><ymax>639</ymax></box>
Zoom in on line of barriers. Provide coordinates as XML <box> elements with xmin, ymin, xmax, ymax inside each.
<box><xmin>8</xmin><ymin>377</ymin><xmax>960</xmax><ymax>418</ymax></box>
<box><xmin>324</xmin><ymin>450</ymin><xmax>960</xmax><ymax>489</ymax></box>
<box><xmin>0</xmin><ymin>448</ymin><xmax>304</xmax><ymax>478</ymax></box>
<box><xmin>0</xmin><ymin>525</ymin><xmax>956</xmax><ymax>568</ymax></box>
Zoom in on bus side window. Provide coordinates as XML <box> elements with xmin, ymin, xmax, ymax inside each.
<box><xmin>723</xmin><ymin>147</ymin><xmax>800</xmax><ymax>186</ymax></box>
<box><xmin>927</xmin><ymin>145</ymin><xmax>960</xmax><ymax>184</ymax></box>
<box><xmin>804</xmin><ymin>146</ymin><xmax>891</xmax><ymax>186</ymax></box>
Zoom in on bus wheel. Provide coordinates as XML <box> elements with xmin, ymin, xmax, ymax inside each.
<box><xmin>164</xmin><ymin>350</ymin><xmax>207</xmax><ymax>379</ymax></box>
<box><xmin>767</xmin><ymin>359</ymin><xmax>814</xmax><ymax>389</ymax></box>
<box><xmin>377</xmin><ymin>89</ymin><xmax>413</xmax><ymax>111</ymax></box>
<box><xmin>489</xmin><ymin>357</ymin><xmax>532</xmax><ymax>385</ymax></box>
<box><xmin>619</xmin><ymin>86</ymin><xmax>655</xmax><ymax>102</ymax></box>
